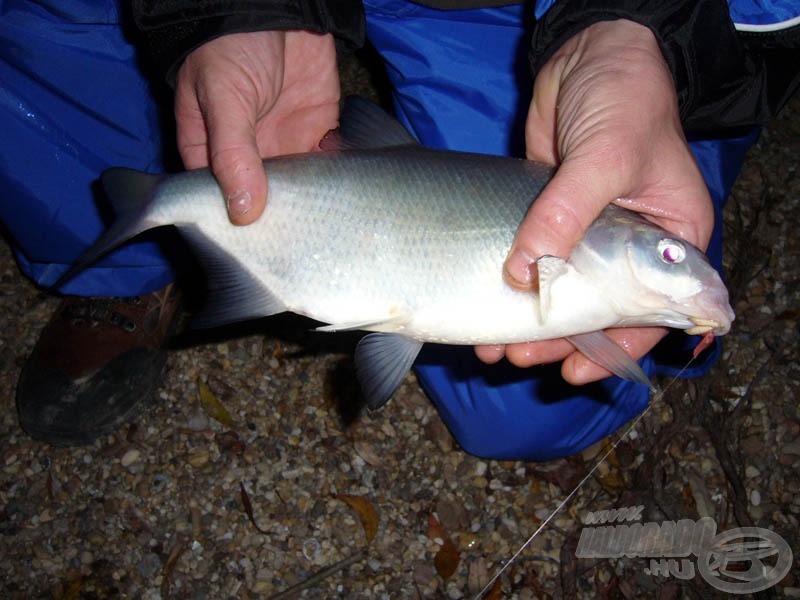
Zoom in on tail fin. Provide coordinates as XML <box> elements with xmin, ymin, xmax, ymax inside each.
<box><xmin>51</xmin><ymin>168</ymin><xmax>165</xmax><ymax>290</ymax></box>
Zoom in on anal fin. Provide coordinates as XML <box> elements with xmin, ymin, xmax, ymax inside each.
<box><xmin>355</xmin><ymin>333</ymin><xmax>424</xmax><ymax>410</ymax></box>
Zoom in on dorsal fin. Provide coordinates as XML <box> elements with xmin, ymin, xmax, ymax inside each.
<box><xmin>320</xmin><ymin>96</ymin><xmax>419</xmax><ymax>151</ymax></box>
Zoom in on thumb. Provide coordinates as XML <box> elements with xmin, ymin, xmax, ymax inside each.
<box><xmin>201</xmin><ymin>93</ymin><xmax>269</xmax><ymax>226</ymax></box>
<box><xmin>504</xmin><ymin>156</ymin><xmax>613</xmax><ymax>288</ymax></box>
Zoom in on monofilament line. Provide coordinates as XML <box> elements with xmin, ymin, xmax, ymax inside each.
<box><xmin>475</xmin><ymin>361</ymin><xmax>694</xmax><ymax>599</ymax></box>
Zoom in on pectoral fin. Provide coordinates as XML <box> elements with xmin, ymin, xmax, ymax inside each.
<box><xmin>535</xmin><ymin>256</ymin><xmax>569</xmax><ymax>323</ymax></box>
<box><xmin>180</xmin><ymin>225</ymin><xmax>287</xmax><ymax>328</ymax></box>
<box><xmin>566</xmin><ymin>331</ymin><xmax>655</xmax><ymax>391</ymax></box>
<box><xmin>354</xmin><ymin>333</ymin><xmax>424</xmax><ymax>410</ymax></box>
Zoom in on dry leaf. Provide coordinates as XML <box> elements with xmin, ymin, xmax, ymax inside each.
<box><xmin>427</xmin><ymin>512</ymin><xmax>446</xmax><ymax>540</ymax></box>
<box><xmin>335</xmin><ymin>494</ymin><xmax>378</xmax><ymax>544</ymax></box>
<box><xmin>197</xmin><ymin>379</ymin><xmax>235</xmax><ymax>428</ymax></box>
<box><xmin>428</xmin><ymin>513</ymin><xmax>460</xmax><ymax>581</ymax></box>
<box><xmin>484</xmin><ymin>577</ymin><xmax>504</xmax><ymax>600</ymax></box>
<box><xmin>353</xmin><ymin>440</ymin><xmax>382</xmax><ymax>467</ymax></box>
<box><xmin>215</xmin><ymin>430</ymin><xmax>246</xmax><ymax>455</ymax></box>
<box><xmin>434</xmin><ymin>538</ymin><xmax>460</xmax><ymax>581</ymax></box>
<box><xmin>161</xmin><ymin>544</ymin><xmax>186</xmax><ymax>599</ymax></box>
<box><xmin>595</xmin><ymin>470</ymin><xmax>626</xmax><ymax>495</ymax></box>
<box><xmin>240</xmin><ymin>482</ymin><xmax>270</xmax><ymax>535</ymax></box>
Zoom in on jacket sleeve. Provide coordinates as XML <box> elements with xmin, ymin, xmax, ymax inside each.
<box><xmin>132</xmin><ymin>0</ymin><xmax>365</xmax><ymax>85</ymax></box>
<box><xmin>530</xmin><ymin>0</ymin><xmax>800</xmax><ymax>134</ymax></box>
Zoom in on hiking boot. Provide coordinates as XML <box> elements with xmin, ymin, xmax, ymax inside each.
<box><xmin>16</xmin><ymin>283</ymin><xmax>183</xmax><ymax>446</ymax></box>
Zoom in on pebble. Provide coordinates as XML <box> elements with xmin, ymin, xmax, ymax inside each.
<box><xmin>783</xmin><ymin>439</ymin><xmax>800</xmax><ymax>455</ymax></box>
<box><xmin>187</xmin><ymin>411</ymin><xmax>210</xmax><ymax>431</ymax></box>
<box><xmin>121</xmin><ymin>449</ymin><xmax>141</xmax><ymax>467</ymax></box>
<box><xmin>136</xmin><ymin>553</ymin><xmax>162</xmax><ymax>578</ymax></box>
<box><xmin>187</xmin><ymin>450</ymin><xmax>211</xmax><ymax>468</ymax></box>
<box><xmin>745</xmin><ymin>465</ymin><xmax>761</xmax><ymax>478</ymax></box>
<box><xmin>1</xmin><ymin>53</ymin><xmax>799</xmax><ymax>600</ymax></box>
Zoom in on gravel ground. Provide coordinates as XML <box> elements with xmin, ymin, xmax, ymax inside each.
<box><xmin>1</xmin><ymin>52</ymin><xmax>798</xmax><ymax>599</ymax></box>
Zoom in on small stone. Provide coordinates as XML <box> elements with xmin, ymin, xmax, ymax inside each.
<box><xmin>745</xmin><ymin>465</ymin><xmax>761</xmax><ymax>479</ymax></box>
<box><xmin>136</xmin><ymin>553</ymin><xmax>162</xmax><ymax>578</ymax></box>
<box><xmin>301</xmin><ymin>538</ymin><xmax>321</xmax><ymax>561</ymax></box>
<box><xmin>187</xmin><ymin>450</ymin><xmax>210</xmax><ymax>468</ymax></box>
<box><xmin>412</xmin><ymin>564</ymin><xmax>437</xmax><ymax>588</ymax></box>
<box><xmin>783</xmin><ymin>439</ymin><xmax>800</xmax><ymax>456</ymax></box>
<box><xmin>471</xmin><ymin>476</ymin><xmax>488</xmax><ymax>489</ymax></box>
<box><xmin>751</xmin><ymin>489</ymin><xmax>761</xmax><ymax>506</ymax></box>
<box><xmin>121</xmin><ymin>449</ymin><xmax>141</xmax><ymax>467</ymax></box>
<box><xmin>187</xmin><ymin>411</ymin><xmax>209</xmax><ymax>432</ymax></box>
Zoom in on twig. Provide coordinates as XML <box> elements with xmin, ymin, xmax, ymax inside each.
<box><xmin>267</xmin><ymin>547</ymin><xmax>368</xmax><ymax>599</ymax></box>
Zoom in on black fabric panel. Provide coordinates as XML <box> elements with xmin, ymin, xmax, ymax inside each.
<box><xmin>133</xmin><ymin>0</ymin><xmax>365</xmax><ymax>85</ymax></box>
<box><xmin>529</xmin><ymin>0</ymin><xmax>800</xmax><ymax>134</ymax></box>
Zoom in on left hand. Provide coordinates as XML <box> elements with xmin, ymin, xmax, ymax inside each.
<box><xmin>475</xmin><ymin>19</ymin><xmax>714</xmax><ymax>384</ymax></box>
<box><xmin>175</xmin><ymin>30</ymin><xmax>340</xmax><ymax>225</ymax></box>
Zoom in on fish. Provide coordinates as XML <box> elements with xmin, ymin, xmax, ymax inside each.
<box><xmin>58</xmin><ymin>96</ymin><xmax>734</xmax><ymax>409</ymax></box>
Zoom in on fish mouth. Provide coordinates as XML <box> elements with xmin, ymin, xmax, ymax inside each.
<box><xmin>685</xmin><ymin>317</ymin><xmax>723</xmax><ymax>335</ymax></box>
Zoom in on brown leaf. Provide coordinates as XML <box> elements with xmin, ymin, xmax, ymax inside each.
<box><xmin>483</xmin><ymin>577</ymin><xmax>504</xmax><ymax>600</ymax></box>
<box><xmin>161</xmin><ymin>544</ymin><xmax>186</xmax><ymax>599</ymax></box>
<box><xmin>58</xmin><ymin>576</ymin><xmax>85</xmax><ymax>600</ymax></box>
<box><xmin>428</xmin><ymin>513</ymin><xmax>460</xmax><ymax>581</ymax></box>
<box><xmin>434</xmin><ymin>538</ymin><xmax>460</xmax><ymax>581</ymax></box>
<box><xmin>529</xmin><ymin>454</ymin><xmax>585</xmax><ymax>492</ymax></box>
<box><xmin>427</xmin><ymin>512</ymin><xmax>446</xmax><ymax>540</ymax></box>
<box><xmin>197</xmin><ymin>379</ymin><xmax>234</xmax><ymax>428</ymax></box>
<box><xmin>240</xmin><ymin>482</ymin><xmax>270</xmax><ymax>535</ymax></box>
<box><xmin>595</xmin><ymin>470</ymin><xmax>626</xmax><ymax>495</ymax></box>
<box><xmin>335</xmin><ymin>494</ymin><xmax>379</xmax><ymax>544</ymax></box>
<box><xmin>215</xmin><ymin>430</ymin><xmax>246</xmax><ymax>455</ymax></box>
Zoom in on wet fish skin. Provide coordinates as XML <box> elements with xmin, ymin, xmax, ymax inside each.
<box><xmin>61</xmin><ymin>97</ymin><xmax>734</xmax><ymax>408</ymax></box>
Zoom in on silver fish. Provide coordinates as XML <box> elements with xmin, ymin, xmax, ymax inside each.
<box><xmin>61</xmin><ymin>97</ymin><xmax>734</xmax><ymax>408</ymax></box>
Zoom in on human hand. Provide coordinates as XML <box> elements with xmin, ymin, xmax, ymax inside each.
<box><xmin>175</xmin><ymin>30</ymin><xmax>340</xmax><ymax>225</ymax></box>
<box><xmin>475</xmin><ymin>19</ymin><xmax>715</xmax><ymax>383</ymax></box>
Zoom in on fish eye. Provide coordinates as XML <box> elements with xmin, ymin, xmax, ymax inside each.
<box><xmin>657</xmin><ymin>239</ymin><xmax>686</xmax><ymax>264</ymax></box>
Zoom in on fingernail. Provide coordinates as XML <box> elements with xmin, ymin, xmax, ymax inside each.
<box><xmin>504</xmin><ymin>248</ymin><xmax>537</xmax><ymax>289</ymax></box>
<box><xmin>226</xmin><ymin>190</ymin><xmax>252</xmax><ymax>217</ymax></box>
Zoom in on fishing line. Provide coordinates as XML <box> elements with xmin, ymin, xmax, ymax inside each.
<box><xmin>475</xmin><ymin>357</ymin><xmax>697</xmax><ymax>599</ymax></box>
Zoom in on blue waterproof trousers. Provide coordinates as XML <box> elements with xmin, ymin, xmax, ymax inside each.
<box><xmin>0</xmin><ymin>1</ymin><xmax>177</xmax><ymax>296</ymax></box>
<box><xmin>0</xmin><ymin>0</ymin><xmax>757</xmax><ymax>460</ymax></box>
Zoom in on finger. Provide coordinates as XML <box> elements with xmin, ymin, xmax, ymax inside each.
<box><xmin>503</xmin><ymin>338</ymin><xmax>575</xmax><ymax>368</ymax></box>
<box><xmin>504</xmin><ymin>155</ymin><xmax>612</xmax><ymax>288</ymax></box>
<box><xmin>474</xmin><ymin>344</ymin><xmax>505</xmax><ymax>364</ymax></box>
<box><xmin>561</xmin><ymin>326</ymin><xmax>667</xmax><ymax>385</ymax></box>
<box><xmin>200</xmin><ymin>91</ymin><xmax>269</xmax><ymax>225</ymax></box>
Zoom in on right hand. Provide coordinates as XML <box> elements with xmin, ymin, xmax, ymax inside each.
<box><xmin>475</xmin><ymin>20</ymin><xmax>714</xmax><ymax>384</ymax></box>
<box><xmin>175</xmin><ymin>30</ymin><xmax>340</xmax><ymax>225</ymax></box>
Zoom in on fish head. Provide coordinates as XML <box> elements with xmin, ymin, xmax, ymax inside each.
<box><xmin>572</xmin><ymin>205</ymin><xmax>734</xmax><ymax>335</ymax></box>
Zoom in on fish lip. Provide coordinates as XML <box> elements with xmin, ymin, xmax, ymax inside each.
<box><xmin>686</xmin><ymin>317</ymin><xmax>726</xmax><ymax>336</ymax></box>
